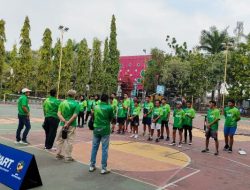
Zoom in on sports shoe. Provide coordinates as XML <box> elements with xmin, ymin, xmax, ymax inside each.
<box><xmin>134</xmin><ymin>134</ymin><xmax>138</xmax><ymax>139</ymax></box>
<box><xmin>142</xmin><ymin>131</ymin><xmax>145</xmax><ymax>136</ymax></box>
<box><xmin>159</xmin><ymin>136</ymin><xmax>164</xmax><ymax>140</ymax></box>
<box><xmin>189</xmin><ymin>142</ymin><xmax>192</xmax><ymax>145</ymax></box>
<box><xmin>20</xmin><ymin>140</ymin><xmax>30</xmax><ymax>145</ymax></box>
<box><xmin>183</xmin><ymin>141</ymin><xmax>187</xmax><ymax>144</ymax></box>
<box><xmin>178</xmin><ymin>143</ymin><xmax>182</xmax><ymax>148</ymax></box>
<box><xmin>147</xmin><ymin>137</ymin><xmax>153</xmax><ymax>141</ymax></box>
<box><xmin>228</xmin><ymin>148</ymin><xmax>232</xmax><ymax>153</ymax></box>
<box><xmin>223</xmin><ymin>144</ymin><xmax>229</xmax><ymax>151</ymax></box>
<box><xmin>155</xmin><ymin>138</ymin><xmax>159</xmax><ymax>143</ymax></box>
<box><xmin>130</xmin><ymin>134</ymin><xmax>135</xmax><ymax>138</ymax></box>
<box><xmin>14</xmin><ymin>140</ymin><xmax>21</xmax><ymax>144</ymax></box>
<box><xmin>89</xmin><ymin>166</ymin><xmax>96</xmax><ymax>172</ymax></box>
<box><xmin>100</xmin><ymin>169</ymin><xmax>110</xmax><ymax>175</ymax></box>
<box><xmin>169</xmin><ymin>142</ymin><xmax>176</xmax><ymax>146</ymax></box>
<box><xmin>201</xmin><ymin>148</ymin><xmax>209</xmax><ymax>153</ymax></box>
<box><xmin>64</xmin><ymin>158</ymin><xmax>75</xmax><ymax>163</ymax></box>
<box><xmin>165</xmin><ymin>137</ymin><xmax>170</xmax><ymax>141</ymax></box>
<box><xmin>56</xmin><ymin>154</ymin><xmax>64</xmax><ymax>160</ymax></box>
<box><xmin>214</xmin><ymin>152</ymin><xmax>219</xmax><ymax>156</ymax></box>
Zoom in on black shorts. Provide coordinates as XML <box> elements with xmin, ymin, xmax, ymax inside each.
<box><xmin>111</xmin><ymin>118</ymin><xmax>117</xmax><ymax>125</ymax></box>
<box><xmin>183</xmin><ymin>125</ymin><xmax>192</xmax><ymax>130</ymax></box>
<box><xmin>131</xmin><ymin>116</ymin><xmax>139</xmax><ymax>127</ymax></box>
<box><xmin>161</xmin><ymin>120</ymin><xmax>169</xmax><ymax>127</ymax></box>
<box><xmin>205</xmin><ymin>129</ymin><xmax>218</xmax><ymax>140</ymax></box>
<box><xmin>117</xmin><ymin>117</ymin><xmax>126</xmax><ymax>125</ymax></box>
<box><xmin>142</xmin><ymin>117</ymin><xmax>151</xmax><ymax>126</ymax></box>
<box><xmin>173</xmin><ymin>127</ymin><xmax>183</xmax><ymax>132</ymax></box>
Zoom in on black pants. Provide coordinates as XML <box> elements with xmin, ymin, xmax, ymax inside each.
<box><xmin>16</xmin><ymin>114</ymin><xmax>31</xmax><ymax>141</ymax></box>
<box><xmin>85</xmin><ymin>111</ymin><xmax>91</xmax><ymax>122</ymax></box>
<box><xmin>183</xmin><ymin>125</ymin><xmax>192</xmax><ymax>142</ymax></box>
<box><xmin>43</xmin><ymin>117</ymin><xmax>60</xmax><ymax>149</ymax></box>
<box><xmin>78</xmin><ymin>111</ymin><xmax>85</xmax><ymax>126</ymax></box>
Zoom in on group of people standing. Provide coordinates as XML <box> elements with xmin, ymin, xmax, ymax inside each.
<box><xmin>15</xmin><ymin>87</ymin><xmax>241</xmax><ymax>174</ymax></box>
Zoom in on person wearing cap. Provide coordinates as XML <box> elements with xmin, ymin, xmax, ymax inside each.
<box><xmin>56</xmin><ymin>89</ymin><xmax>80</xmax><ymax>162</ymax></box>
<box><xmin>89</xmin><ymin>94</ymin><xmax>114</xmax><ymax>174</ymax></box>
<box><xmin>169</xmin><ymin>101</ymin><xmax>185</xmax><ymax>148</ymax></box>
<box><xmin>42</xmin><ymin>89</ymin><xmax>61</xmax><ymax>150</ymax></box>
<box><xmin>15</xmin><ymin>88</ymin><xmax>32</xmax><ymax>145</ymax></box>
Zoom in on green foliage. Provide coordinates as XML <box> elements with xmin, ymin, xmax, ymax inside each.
<box><xmin>108</xmin><ymin>15</ymin><xmax>120</xmax><ymax>93</ymax></box>
<box><xmin>90</xmin><ymin>38</ymin><xmax>102</xmax><ymax>94</ymax></box>
<box><xmin>75</xmin><ymin>39</ymin><xmax>90</xmax><ymax>94</ymax></box>
<box><xmin>19</xmin><ymin>16</ymin><xmax>32</xmax><ymax>88</ymax></box>
<box><xmin>0</xmin><ymin>19</ymin><xmax>6</xmax><ymax>86</ymax></box>
<box><xmin>52</xmin><ymin>39</ymin><xmax>62</xmax><ymax>86</ymax></box>
<box><xmin>37</xmin><ymin>28</ymin><xmax>53</xmax><ymax>94</ymax></box>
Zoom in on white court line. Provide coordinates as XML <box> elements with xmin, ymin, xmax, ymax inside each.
<box><xmin>156</xmin><ymin>169</ymin><xmax>201</xmax><ymax>190</ymax></box>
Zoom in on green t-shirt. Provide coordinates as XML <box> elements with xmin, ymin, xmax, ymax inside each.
<box><xmin>124</xmin><ymin>98</ymin><xmax>130</xmax><ymax>115</ymax></box>
<box><xmin>131</xmin><ymin>105</ymin><xmax>141</xmax><ymax>116</ymax></box>
<box><xmin>129</xmin><ymin>99</ymin><xmax>135</xmax><ymax>115</ymax></box>
<box><xmin>153</xmin><ymin>107</ymin><xmax>163</xmax><ymax>124</ymax></box>
<box><xmin>18</xmin><ymin>94</ymin><xmax>30</xmax><ymax>116</ymax></box>
<box><xmin>79</xmin><ymin>100</ymin><xmax>87</xmax><ymax>112</ymax></box>
<box><xmin>43</xmin><ymin>96</ymin><xmax>61</xmax><ymax>119</ymax></box>
<box><xmin>224</xmin><ymin>107</ymin><xmax>240</xmax><ymax>127</ymax></box>
<box><xmin>94</xmin><ymin>102</ymin><xmax>114</xmax><ymax>136</ymax></box>
<box><xmin>117</xmin><ymin>102</ymin><xmax>127</xmax><ymax>118</ymax></box>
<box><xmin>58</xmin><ymin>98</ymin><xmax>80</xmax><ymax>127</ymax></box>
<box><xmin>207</xmin><ymin>108</ymin><xmax>220</xmax><ymax>131</ymax></box>
<box><xmin>143</xmin><ymin>102</ymin><xmax>154</xmax><ymax>118</ymax></box>
<box><xmin>87</xmin><ymin>99</ymin><xmax>94</xmax><ymax>111</ymax></box>
<box><xmin>183</xmin><ymin>108</ymin><xmax>196</xmax><ymax>126</ymax></box>
<box><xmin>161</xmin><ymin>104</ymin><xmax>171</xmax><ymax>121</ymax></box>
<box><xmin>173</xmin><ymin>109</ymin><xmax>185</xmax><ymax>128</ymax></box>
<box><xmin>111</xmin><ymin>98</ymin><xmax>118</xmax><ymax>114</ymax></box>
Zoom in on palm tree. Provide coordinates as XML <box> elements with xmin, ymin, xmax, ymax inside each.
<box><xmin>199</xmin><ymin>26</ymin><xmax>229</xmax><ymax>54</ymax></box>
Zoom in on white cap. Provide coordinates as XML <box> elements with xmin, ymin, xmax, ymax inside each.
<box><xmin>21</xmin><ymin>88</ymin><xmax>32</xmax><ymax>93</ymax></box>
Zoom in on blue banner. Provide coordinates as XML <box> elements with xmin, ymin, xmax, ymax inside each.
<box><xmin>0</xmin><ymin>144</ymin><xmax>41</xmax><ymax>190</ymax></box>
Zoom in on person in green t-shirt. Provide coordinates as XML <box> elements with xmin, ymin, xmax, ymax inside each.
<box><xmin>124</xmin><ymin>93</ymin><xmax>131</xmax><ymax>132</ymax></box>
<box><xmin>56</xmin><ymin>89</ymin><xmax>80</xmax><ymax>162</ymax></box>
<box><xmin>16</xmin><ymin>88</ymin><xmax>32</xmax><ymax>145</ymax></box>
<box><xmin>142</xmin><ymin>95</ymin><xmax>154</xmax><ymax>136</ymax></box>
<box><xmin>85</xmin><ymin>95</ymin><xmax>95</xmax><ymax>123</ymax></box>
<box><xmin>117</xmin><ymin>97</ymin><xmax>128</xmax><ymax>134</ymax></box>
<box><xmin>160</xmin><ymin>98</ymin><xmax>171</xmax><ymax>141</ymax></box>
<box><xmin>129</xmin><ymin>100</ymin><xmax>141</xmax><ymax>139</ymax></box>
<box><xmin>110</xmin><ymin>93</ymin><xmax>118</xmax><ymax>133</ymax></box>
<box><xmin>202</xmin><ymin>100</ymin><xmax>220</xmax><ymax>156</ymax></box>
<box><xmin>89</xmin><ymin>94</ymin><xmax>114</xmax><ymax>174</ymax></box>
<box><xmin>223</xmin><ymin>99</ymin><xmax>241</xmax><ymax>153</ymax></box>
<box><xmin>77</xmin><ymin>95</ymin><xmax>86</xmax><ymax>128</ymax></box>
<box><xmin>148</xmin><ymin>100</ymin><xmax>163</xmax><ymax>142</ymax></box>
<box><xmin>183</xmin><ymin>101</ymin><xmax>196</xmax><ymax>145</ymax></box>
<box><xmin>42</xmin><ymin>89</ymin><xmax>61</xmax><ymax>150</ymax></box>
<box><xmin>169</xmin><ymin>101</ymin><xmax>185</xmax><ymax>148</ymax></box>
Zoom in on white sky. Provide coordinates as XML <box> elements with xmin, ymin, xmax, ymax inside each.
<box><xmin>0</xmin><ymin>0</ymin><xmax>250</xmax><ymax>55</ymax></box>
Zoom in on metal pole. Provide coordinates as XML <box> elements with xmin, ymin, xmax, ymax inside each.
<box><xmin>222</xmin><ymin>45</ymin><xmax>228</xmax><ymax>108</ymax></box>
<box><xmin>57</xmin><ymin>30</ymin><xmax>64</xmax><ymax>98</ymax></box>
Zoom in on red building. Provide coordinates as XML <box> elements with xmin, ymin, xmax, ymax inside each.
<box><xmin>118</xmin><ymin>55</ymin><xmax>151</xmax><ymax>95</ymax></box>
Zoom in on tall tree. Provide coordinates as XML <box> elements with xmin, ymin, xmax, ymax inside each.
<box><xmin>0</xmin><ymin>19</ymin><xmax>6</xmax><ymax>91</ymax></box>
<box><xmin>75</xmin><ymin>39</ymin><xmax>91</xmax><ymax>94</ymax></box>
<box><xmin>90</xmin><ymin>38</ymin><xmax>102</xmax><ymax>94</ymax></box>
<box><xmin>19</xmin><ymin>16</ymin><xmax>32</xmax><ymax>88</ymax></box>
<box><xmin>38</xmin><ymin>28</ymin><xmax>53</xmax><ymax>94</ymax></box>
<box><xmin>108</xmin><ymin>15</ymin><xmax>120</xmax><ymax>93</ymax></box>
<box><xmin>199</xmin><ymin>26</ymin><xmax>229</xmax><ymax>54</ymax></box>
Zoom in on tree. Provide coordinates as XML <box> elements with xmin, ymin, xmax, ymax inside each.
<box><xmin>90</xmin><ymin>38</ymin><xmax>103</xmax><ymax>94</ymax></box>
<box><xmin>19</xmin><ymin>16</ymin><xmax>32</xmax><ymax>88</ymax></box>
<box><xmin>199</xmin><ymin>26</ymin><xmax>229</xmax><ymax>54</ymax></box>
<box><xmin>0</xmin><ymin>19</ymin><xmax>6</xmax><ymax>92</ymax></box>
<box><xmin>108</xmin><ymin>15</ymin><xmax>120</xmax><ymax>93</ymax></box>
<box><xmin>37</xmin><ymin>28</ymin><xmax>53</xmax><ymax>94</ymax></box>
<box><xmin>75</xmin><ymin>39</ymin><xmax>91</xmax><ymax>94</ymax></box>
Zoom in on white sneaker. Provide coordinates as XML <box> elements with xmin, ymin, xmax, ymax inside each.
<box><xmin>189</xmin><ymin>142</ymin><xmax>192</xmax><ymax>145</ymax></box>
<box><xmin>89</xmin><ymin>166</ymin><xmax>96</xmax><ymax>172</ymax></box>
<box><xmin>14</xmin><ymin>140</ymin><xmax>20</xmax><ymax>144</ymax></box>
<box><xmin>178</xmin><ymin>143</ymin><xmax>182</xmax><ymax>148</ymax></box>
<box><xmin>134</xmin><ymin>134</ymin><xmax>138</xmax><ymax>139</ymax></box>
<box><xmin>169</xmin><ymin>142</ymin><xmax>176</xmax><ymax>146</ymax></box>
<box><xmin>20</xmin><ymin>140</ymin><xmax>30</xmax><ymax>145</ymax></box>
<box><xmin>101</xmin><ymin>169</ymin><xmax>110</xmax><ymax>174</ymax></box>
<box><xmin>130</xmin><ymin>134</ymin><xmax>135</xmax><ymax>138</ymax></box>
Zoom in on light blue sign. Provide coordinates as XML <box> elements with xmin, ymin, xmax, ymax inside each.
<box><xmin>156</xmin><ymin>85</ymin><xmax>165</xmax><ymax>95</ymax></box>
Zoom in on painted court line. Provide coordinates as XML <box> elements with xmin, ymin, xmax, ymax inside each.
<box><xmin>156</xmin><ymin>169</ymin><xmax>201</xmax><ymax>190</ymax></box>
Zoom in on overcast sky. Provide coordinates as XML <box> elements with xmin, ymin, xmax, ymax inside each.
<box><xmin>0</xmin><ymin>0</ymin><xmax>250</xmax><ymax>55</ymax></box>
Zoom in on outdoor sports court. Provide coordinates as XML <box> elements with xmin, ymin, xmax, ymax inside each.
<box><xmin>0</xmin><ymin>104</ymin><xmax>250</xmax><ymax>190</ymax></box>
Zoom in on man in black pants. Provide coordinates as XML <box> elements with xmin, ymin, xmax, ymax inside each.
<box><xmin>43</xmin><ymin>89</ymin><xmax>61</xmax><ymax>150</ymax></box>
<box><xmin>183</xmin><ymin>101</ymin><xmax>196</xmax><ymax>145</ymax></box>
